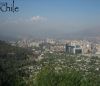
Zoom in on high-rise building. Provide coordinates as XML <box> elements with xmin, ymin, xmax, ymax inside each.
<box><xmin>65</xmin><ymin>44</ymin><xmax>82</xmax><ymax>54</ymax></box>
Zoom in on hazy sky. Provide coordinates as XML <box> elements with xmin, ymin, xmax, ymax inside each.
<box><xmin>0</xmin><ymin>0</ymin><xmax>100</xmax><ymax>39</ymax></box>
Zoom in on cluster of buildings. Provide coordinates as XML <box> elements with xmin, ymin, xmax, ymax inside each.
<box><xmin>46</xmin><ymin>39</ymin><xmax>99</xmax><ymax>55</ymax></box>
<box><xmin>65</xmin><ymin>44</ymin><xmax>82</xmax><ymax>54</ymax></box>
<box><xmin>11</xmin><ymin>38</ymin><xmax>100</xmax><ymax>55</ymax></box>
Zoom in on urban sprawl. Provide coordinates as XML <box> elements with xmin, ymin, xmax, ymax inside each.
<box><xmin>10</xmin><ymin>38</ymin><xmax>100</xmax><ymax>58</ymax></box>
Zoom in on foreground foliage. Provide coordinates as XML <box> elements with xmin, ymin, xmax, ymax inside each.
<box><xmin>0</xmin><ymin>40</ymin><xmax>100</xmax><ymax>86</ymax></box>
<box><xmin>34</xmin><ymin>65</ymin><xmax>100</xmax><ymax>86</ymax></box>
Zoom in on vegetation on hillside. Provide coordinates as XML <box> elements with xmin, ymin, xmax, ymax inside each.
<box><xmin>0</xmin><ymin>40</ymin><xmax>100</xmax><ymax>86</ymax></box>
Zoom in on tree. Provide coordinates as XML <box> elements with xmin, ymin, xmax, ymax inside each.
<box><xmin>35</xmin><ymin>65</ymin><xmax>83</xmax><ymax>86</ymax></box>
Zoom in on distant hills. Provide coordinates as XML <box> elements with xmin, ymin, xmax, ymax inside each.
<box><xmin>78</xmin><ymin>27</ymin><xmax>100</xmax><ymax>41</ymax></box>
<box><xmin>80</xmin><ymin>27</ymin><xmax>100</xmax><ymax>37</ymax></box>
<box><xmin>62</xmin><ymin>27</ymin><xmax>100</xmax><ymax>41</ymax></box>
<box><xmin>0</xmin><ymin>27</ymin><xmax>100</xmax><ymax>41</ymax></box>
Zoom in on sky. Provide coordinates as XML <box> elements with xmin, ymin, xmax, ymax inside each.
<box><xmin>0</xmin><ymin>0</ymin><xmax>100</xmax><ymax>39</ymax></box>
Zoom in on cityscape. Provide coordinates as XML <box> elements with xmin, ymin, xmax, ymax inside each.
<box><xmin>10</xmin><ymin>38</ymin><xmax>100</xmax><ymax>56</ymax></box>
<box><xmin>0</xmin><ymin>0</ymin><xmax>100</xmax><ymax>86</ymax></box>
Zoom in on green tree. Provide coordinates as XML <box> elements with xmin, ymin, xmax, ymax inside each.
<box><xmin>35</xmin><ymin>66</ymin><xmax>83</xmax><ymax>86</ymax></box>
